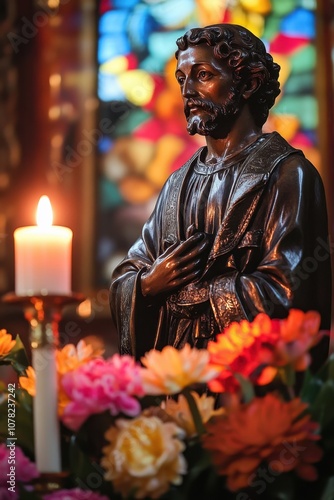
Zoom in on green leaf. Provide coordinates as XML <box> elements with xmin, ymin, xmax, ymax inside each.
<box><xmin>180</xmin><ymin>442</ymin><xmax>228</xmax><ymax>499</ymax></box>
<box><xmin>292</xmin><ymin>473</ymin><xmax>334</xmax><ymax>500</ymax></box>
<box><xmin>18</xmin><ymin>484</ymin><xmax>40</xmax><ymax>500</ymax></box>
<box><xmin>0</xmin><ymin>391</ymin><xmax>34</xmax><ymax>456</ymax></box>
<box><xmin>182</xmin><ymin>441</ymin><xmax>212</xmax><ymax>480</ymax></box>
<box><xmin>300</xmin><ymin>368</ymin><xmax>320</xmax><ymax>403</ymax></box>
<box><xmin>310</xmin><ymin>380</ymin><xmax>334</xmax><ymax>431</ymax></box>
<box><xmin>181</xmin><ymin>388</ymin><xmax>206</xmax><ymax>436</ymax></box>
<box><xmin>299</xmin><ymin>357</ymin><xmax>334</xmax><ymax>406</ymax></box>
<box><xmin>2</xmin><ymin>335</ymin><xmax>30</xmax><ymax>375</ymax></box>
<box><xmin>234</xmin><ymin>373</ymin><xmax>255</xmax><ymax>403</ymax></box>
<box><xmin>327</xmin><ymin>354</ymin><xmax>334</xmax><ymax>381</ymax></box>
<box><xmin>320</xmin><ymin>476</ymin><xmax>334</xmax><ymax>500</ymax></box>
<box><xmin>278</xmin><ymin>364</ymin><xmax>296</xmax><ymax>388</ymax></box>
<box><xmin>69</xmin><ymin>435</ymin><xmax>118</xmax><ymax>497</ymax></box>
<box><xmin>312</xmin><ymin>354</ymin><xmax>334</xmax><ymax>383</ymax></box>
<box><xmin>265</xmin><ymin>471</ymin><xmax>296</xmax><ymax>500</ymax></box>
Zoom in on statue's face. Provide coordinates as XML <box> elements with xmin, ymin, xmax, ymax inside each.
<box><xmin>175</xmin><ymin>43</ymin><xmax>242</xmax><ymax>137</ymax></box>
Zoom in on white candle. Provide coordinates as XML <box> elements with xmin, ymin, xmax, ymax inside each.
<box><xmin>32</xmin><ymin>346</ymin><xmax>61</xmax><ymax>472</ymax></box>
<box><xmin>14</xmin><ymin>196</ymin><xmax>72</xmax><ymax>296</ymax></box>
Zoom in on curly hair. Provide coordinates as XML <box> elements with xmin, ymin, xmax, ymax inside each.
<box><xmin>175</xmin><ymin>24</ymin><xmax>280</xmax><ymax>127</ymax></box>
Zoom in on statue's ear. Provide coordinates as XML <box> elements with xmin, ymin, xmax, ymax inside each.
<box><xmin>241</xmin><ymin>77</ymin><xmax>260</xmax><ymax>100</ymax></box>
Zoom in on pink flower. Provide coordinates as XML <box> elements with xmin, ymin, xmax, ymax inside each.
<box><xmin>61</xmin><ymin>355</ymin><xmax>145</xmax><ymax>431</ymax></box>
<box><xmin>0</xmin><ymin>443</ymin><xmax>39</xmax><ymax>499</ymax></box>
<box><xmin>43</xmin><ymin>488</ymin><xmax>109</xmax><ymax>500</ymax></box>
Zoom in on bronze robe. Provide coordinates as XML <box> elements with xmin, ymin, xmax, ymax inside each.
<box><xmin>110</xmin><ymin>133</ymin><xmax>331</xmax><ymax>368</ymax></box>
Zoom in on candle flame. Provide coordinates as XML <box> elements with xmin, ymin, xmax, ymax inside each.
<box><xmin>36</xmin><ymin>196</ymin><xmax>53</xmax><ymax>228</ymax></box>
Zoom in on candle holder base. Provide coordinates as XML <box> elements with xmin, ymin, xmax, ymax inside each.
<box><xmin>2</xmin><ymin>291</ymin><xmax>86</xmax><ymax>308</ymax></box>
<box><xmin>30</xmin><ymin>471</ymin><xmax>71</xmax><ymax>494</ymax></box>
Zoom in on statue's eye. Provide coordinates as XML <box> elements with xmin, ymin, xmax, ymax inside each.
<box><xmin>176</xmin><ymin>75</ymin><xmax>185</xmax><ymax>85</ymax></box>
<box><xmin>198</xmin><ymin>70</ymin><xmax>212</xmax><ymax>80</ymax></box>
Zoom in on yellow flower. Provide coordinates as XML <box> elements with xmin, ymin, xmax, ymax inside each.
<box><xmin>202</xmin><ymin>394</ymin><xmax>322</xmax><ymax>492</ymax></box>
<box><xmin>140</xmin><ymin>344</ymin><xmax>221</xmax><ymax>395</ymax></box>
<box><xmin>19</xmin><ymin>339</ymin><xmax>102</xmax><ymax>416</ymax></box>
<box><xmin>19</xmin><ymin>366</ymin><xmax>36</xmax><ymax>396</ymax></box>
<box><xmin>0</xmin><ymin>329</ymin><xmax>16</xmax><ymax>357</ymax></box>
<box><xmin>101</xmin><ymin>416</ymin><xmax>187</xmax><ymax>499</ymax></box>
<box><xmin>56</xmin><ymin>339</ymin><xmax>103</xmax><ymax>374</ymax></box>
<box><xmin>162</xmin><ymin>391</ymin><xmax>224</xmax><ymax>438</ymax></box>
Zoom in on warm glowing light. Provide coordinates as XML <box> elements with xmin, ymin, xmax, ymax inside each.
<box><xmin>48</xmin><ymin>106</ymin><xmax>61</xmax><ymax>120</ymax></box>
<box><xmin>77</xmin><ymin>299</ymin><xmax>92</xmax><ymax>318</ymax></box>
<box><xmin>36</xmin><ymin>196</ymin><xmax>53</xmax><ymax>228</ymax></box>
<box><xmin>48</xmin><ymin>0</ymin><xmax>60</xmax><ymax>8</ymax></box>
<box><xmin>49</xmin><ymin>73</ymin><xmax>61</xmax><ymax>88</ymax></box>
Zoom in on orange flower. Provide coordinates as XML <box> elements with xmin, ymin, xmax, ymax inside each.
<box><xmin>208</xmin><ymin>313</ymin><xmax>275</xmax><ymax>366</ymax></box>
<box><xmin>207</xmin><ymin>310</ymin><xmax>322</xmax><ymax>393</ymax></box>
<box><xmin>56</xmin><ymin>339</ymin><xmax>104</xmax><ymax>374</ymax></box>
<box><xmin>207</xmin><ymin>314</ymin><xmax>279</xmax><ymax>392</ymax></box>
<box><xmin>0</xmin><ymin>329</ymin><xmax>16</xmax><ymax>357</ymax></box>
<box><xmin>202</xmin><ymin>394</ymin><xmax>322</xmax><ymax>491</ymax></box>
<box><xmin>19</xmin><ymin>339</ymin><xmax>102</xmax><ymax>416</ymax></box>
<box><xmin>140</xmin><ymin>344</ymin><xmax>221</xmax><ymax>395</ymax></box>
<box><xmin>273</xmin><ymin>309</ymin><xmax>322</xmax><ymax>370</ymax></box>
<box><xmin>19</xmin><ymin>366</ymin><xmax>36</xmax><ymax>396</ymax></box>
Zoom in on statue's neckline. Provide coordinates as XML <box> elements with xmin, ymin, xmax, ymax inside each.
<box><xmin>195</xmin><ymin>134</ymin><xmax>268</xmax><ymax>175</ymax></box>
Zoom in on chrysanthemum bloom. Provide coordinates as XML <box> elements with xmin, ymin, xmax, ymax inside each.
<box><xmin>56</xmin><ymin>339</ymin><xmax>104</xmax><ymax>375</ymax></box>
<box><xmin>61</xmin><ymin>355</ymin><xmax>145</xmax><ymax>431</ymax></box>
<box><xmin>140</xmin><ymin>344</ymin><xmax>221</xmax><ymax>395</ymax></box>
<box><xmin>0</xmin><ymin>329</ymin><xmax>16</xmax><ymax>357</ymax></box>
<box><xmin>273</xmin><ymin>309</ymin><xmax>322</xmax><ymax>370</ymax></box>
<box><xmin>19</xmin><ymin>339</ymin><xmax>102</xmax><ymax>415</ymax></box>
<box><xmin>0</xmin><ymin>443</ymin><xmax>39</xmax><ymax>499</ymax></box>
<box><xmin>207</xmin><ymin>314</ymin><xmax>279</xmax><ymax>393</ymax></box>
<box><xmin>202</xmin><ymin>394</ymin><xmax>322</xmax><ymax>491</ymax></box>
<box><xmin>101</xmin><ymin>416</ymin><xmax>187</xmax><ymax>499</ymax></box>
<box><xmin>162</xmin><ymin>391</ymin><xmax>224</xmax><ymax>437</ymax></box>
<box><xmin>43</xmin><ymin>489</ymin><xmax>109</xmax><ymax>500</ymax></box>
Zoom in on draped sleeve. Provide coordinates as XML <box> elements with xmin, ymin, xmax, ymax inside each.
<box><xmin>110</xmin><ymin>179</ymin><xmax>168</xmax><ymax>357</ymax></box>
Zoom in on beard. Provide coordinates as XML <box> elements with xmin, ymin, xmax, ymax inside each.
<box><xmin>184</xmin><ymin>89</ymin><xmax>242</xmax><ymax>138</ymax></box>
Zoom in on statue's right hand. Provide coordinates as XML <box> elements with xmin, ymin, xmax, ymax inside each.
<box><xmin>141</xmin><ymin>232</ymin><xmax>211</xmax><ymax>297</ymax></box>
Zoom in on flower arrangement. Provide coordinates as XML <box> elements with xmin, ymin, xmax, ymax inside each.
<box><xmin>0</xmin><ymin>311</ymin><xmax>334</xmax><ymax>499</ymax></box>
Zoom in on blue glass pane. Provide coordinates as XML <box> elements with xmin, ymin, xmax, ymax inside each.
<box><xmin>112</xmin><ymin>0</ymin><xmax>140</xmax><ymax>9</ymax></box>
<box><xmin>98</xmin><ymin>73</ymin><xmax>126</xmax><ymax>101</ymax></box>
<box><xmin>99</xmin><ymin>10</ymin><xmax>129</xmax><ymax>35</ymax></box>
<box><xmin>147</xmin><ymin>30</ymin><xmax>185</xmax><ymax>65</ymax></box>
<box><xmin>148</xmin><ymin>0</ymin><xmax>194</xmax><ymax>28</ymax></box>
<box><xmin>281</xmin><ymin>8</ymin><xmax>315</xmax><ymax>38</ymax></box>
<box><xmin>97</xmin><ymin>34</ymin><xmax>131</xmax><ymax>64</ymax></box>
<box><xmin>127</xmin><ymin>4</ymin><xmax>161</xmax><ymax>53</ymax></box>
<box><xmin>98</xmin><ymin>135</ymin><xmax>114</xmax><ymax>153</ymax></box>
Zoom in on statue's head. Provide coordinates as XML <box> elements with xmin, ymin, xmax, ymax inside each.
<box><xmin>175</xmin><ymin>24</ymin><xmax>280</xmax><ymax>130</ymax></box>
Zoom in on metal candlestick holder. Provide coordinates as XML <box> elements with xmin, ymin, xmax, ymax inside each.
<box><xmin>2</xmin><ymin>292</ymin><xmax>85</xmax><ymax>486</ymax></box>
<box><xmin>2</xmin><ymin>292</ymin><xmax>85</xmax><ymax>349</ymax></box>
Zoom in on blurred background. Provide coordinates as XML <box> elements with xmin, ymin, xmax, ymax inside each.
<box><xmin>0</xmin><ymin>0</ymin><xmax>333</xmax><ymax>356</ymax></box>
